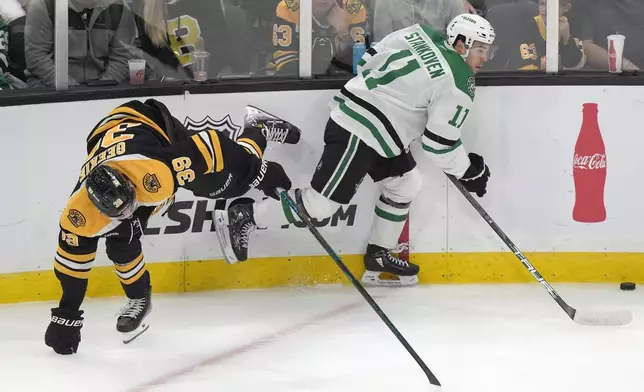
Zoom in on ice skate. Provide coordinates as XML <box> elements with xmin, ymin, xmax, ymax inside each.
<box><xmin>116</xmin><ymin>287</ymin><xmax>152</xmax><ymax>344</ymax></box>
<box><xmin>214</xmin><ymin>203</ymin><xmax>256</xmax><ymax>264</ymax></box>
<box><xmin>245</xmin><ymin>105</ymin><xmax>301</xmax><ymax>144</ymax></box>
<box><xmin>361</xmin><ymin>244</ymin><xmax>419</xmax><ymax>287</ymax></box>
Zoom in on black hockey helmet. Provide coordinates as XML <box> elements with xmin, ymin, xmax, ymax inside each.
<box><xmin>85</xmin><ymin>165</ymin><xmax>137</xmax><ymax>219</ymax></box>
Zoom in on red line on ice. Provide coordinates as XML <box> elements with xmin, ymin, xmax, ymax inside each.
<box><xmin>128</xmin><ymin>301</ymin><xmax>364</xmax><ymax>391</ymax></box>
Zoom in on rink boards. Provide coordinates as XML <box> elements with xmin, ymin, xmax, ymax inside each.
<box><xmin>2</xmin><ymin>86</ymin><xmax>644</xmax><ymax>303</ymax></box>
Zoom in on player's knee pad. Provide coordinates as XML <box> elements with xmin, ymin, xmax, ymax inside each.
<box><xmin>299</xmin><ymin>187</ymin><xmax>341</xmax><ymax>220</ymax></box>
<box><xmin>381</xmin><ymin>167</ymin><xmax>423</xmax><ymax>205</ymax></box>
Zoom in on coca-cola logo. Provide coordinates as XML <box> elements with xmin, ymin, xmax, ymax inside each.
<box><xmin>573</xmin><ymin>153</ymin><xmax>606</xmax><ymax>170</ymax></box>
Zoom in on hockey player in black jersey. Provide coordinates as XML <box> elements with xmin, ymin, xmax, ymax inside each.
<box><xmin>45</xmin><ymin>99</ymin><xmax>300</xmax><ymax>355</ymax></box>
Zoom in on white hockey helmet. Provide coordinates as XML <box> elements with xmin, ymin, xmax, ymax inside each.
<box><xmin>446</xmin><ymin>14</ymin><xmax>496</xmax><ymax>58</ymax></box>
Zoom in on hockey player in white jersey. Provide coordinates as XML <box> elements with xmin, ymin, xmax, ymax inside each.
<box><xmin>215</xmin><ymin>14</ymin><xmax>495</xmax><ymax>286</ymax></box>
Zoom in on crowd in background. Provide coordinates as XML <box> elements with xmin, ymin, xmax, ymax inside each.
<box><xmin>0</xmin><ymin>0</ymin><xmax>642</xmax><ymax>91</ymax></box>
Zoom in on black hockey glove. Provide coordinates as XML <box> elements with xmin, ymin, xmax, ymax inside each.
<box><xmin>250</xmin><ymin>160</ymin><xmax>292</xmax><ymax>200</ymax></box>
<box><xmin>459</xmin><ymin>153</ymin><xmax>490</xmax><ymax>197</ymax></box>
<box><xmin>45</xmin><ymin>307</ymin><xmax>84</xmax><ymax>355</ymax></box>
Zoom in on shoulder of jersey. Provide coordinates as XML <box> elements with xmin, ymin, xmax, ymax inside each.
<box><xmin>276</xmin><ymin>0</ymin><xmax>299</xmax><ymax>24</ymax></box>
<box><xmin>60</xmin><ymin>187</ymin><xmax>112</xmax><ymax>238</ymax></box>
<box><xmin>342</xmin><ymin>0</ymin><xmax>367</xmax><ymax>24</ymax></box>
<box><xmin>417</xmin><ymin>24</ymin><xmax>476</xmax><ymax>100</ymax></box>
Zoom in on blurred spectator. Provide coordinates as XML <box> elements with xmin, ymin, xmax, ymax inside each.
<box><xmin>272</xmin><ymin>0</ymin><xmax>367</xmax><ymax>76</ymax></box>
<box><xmin>163</xmin><ymin>0</ymin><xmax>228</xmax><ymax>77</ymax></box>
<box><xmin>465</xmin><ymin>0</ymin><xmax>488</xmax><ymax>17</ymax></box>
<box><xmin>571</xmin><ymin>0</ymin><xmax>640</xmax><ymax>70</ymax></box>
<box><xmin>5</xmin><ymin>0</ymin><xmax>29</xmax><ymax>83</ymax></box>
<box><xmin>129</xmin><ymin>0</ymin><xmax>234</xmax><ymax>80</ymax></box>
<box><xmin>25</xmin><ymin>0</ymin><xmax>136</xmax><ymax>87</ymax></box>
<box><xmin>128</xmin><ymin>0</ymin><xmax>189</xmax><ymax>80</ymax></box>
<box><xmin>372</xmin><ymin>0</ymin><xmax>466</xmax><ymax>41</ymax></box>
<box><xmin>484</xmin><ymin>0</ymin><xmax>585</xmax><ymax>71</ymax></box>
<box><xmin>0</xmin><ymin>17</ymin><xmax>12</xmax><ymax>90</ymax></box>
<box><xmin>0</xmin><ymin>0</ymin><xmax>26</xmax><ymax>89</ymax></box>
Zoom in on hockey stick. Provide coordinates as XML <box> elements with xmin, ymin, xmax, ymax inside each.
<box><xmin>278</xmin><ymin>189</ymin><xmax>442</xmax><ymax>388</ymax></box>
<box><xmin>446</xmin><ymin>174</ymin><xmax>632</xmax><ymax>326</ymax></box>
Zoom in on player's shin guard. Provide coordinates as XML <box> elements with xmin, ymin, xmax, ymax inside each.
<box><xmin>362</xmin><ymin>195</ymin><xmax>419</xmax><ymax>286</ymax></box>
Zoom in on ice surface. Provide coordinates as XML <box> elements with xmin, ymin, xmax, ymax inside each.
<box><xmin>0</xmin><ymin>283</ymin><xmax>641</xmax><ymax>392</ymax></box>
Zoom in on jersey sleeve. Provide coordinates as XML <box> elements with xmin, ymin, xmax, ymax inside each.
<box><xmin>422</xmin><ymin>87</ymin><xmax>472</xmax><ymax>178</ymax></box>
<box><xmin>272</xmin><ymin>0</ymin><xmax>299</xmax><ymax>75</ymax></box>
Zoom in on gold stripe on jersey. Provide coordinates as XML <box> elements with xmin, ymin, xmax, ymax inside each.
<box><xmin>56</xmin><ymin>247</ymin><xmax>96</xmax><ymax>263</ymax></box>
<box><xmin>237</xmin><ymin>138</ymin><xmax>263</xmax><ymax>159</ymax></box>
<box><xmin>192</xmin><ymin>131</ymin><xmax>224</xmax><ymax>172</ymax></box>
<box><xmin>209</xmin><ymin>131</ymin><xmax>224</xmax><ymax>172</ymax></box>
<box><xmin>90</xmin><ymin>118</ymin><xmax>130</xmax><ymax>141</ymax></box>
<box><xmin>105</xmin><ymin>158</ymin><xmax>175</xmax><ymax>204</ymax></box>
<box><xmin>191</xmin><ymin>134</ymin><xmax>214</xmax><ymax>174</ymax></box>
<box><xmin>89</xmin><ymin>107</ymin><xmax>170</xmax><ymax>144</ymax></box>
<box><xmin>54</xmin><ymin>261</ymin><xmax>91</xmax><ymax>279</ymax></box>
<box><xmin>60</xmin><ymin>187</ymin><xmax>112</xmax><ymax>238</ymax></box>
<box><xmin>535</xmin><ymin>15</ymin><xmax>546</xmax><ymax>41</ymax></box>
<box><xmin>276</xmin><ymin>58</ymin><xmax>298</xmax><ymax>71</ymax></box>
<box><xmin>274</xmin><ymin>50</ymin><xmax>298</xmax><ymax>59</ymax></box>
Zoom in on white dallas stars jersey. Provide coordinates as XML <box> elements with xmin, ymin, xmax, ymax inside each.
<box><xmin>330</xmin><ymin>23</ymin><xmax>476</xmax><ymax>178</ymax></box>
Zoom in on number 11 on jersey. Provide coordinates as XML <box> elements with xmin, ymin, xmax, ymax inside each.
<box><xmin>448</xmin><ymin>105</ymin><xmax>470</xmax><ymax>128</ymax></box>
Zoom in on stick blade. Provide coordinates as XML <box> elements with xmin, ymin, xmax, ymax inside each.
<box><xmin>573</xmin><ymin>309</ymin><xmax>633</xmax><ymax>326</ymax></box>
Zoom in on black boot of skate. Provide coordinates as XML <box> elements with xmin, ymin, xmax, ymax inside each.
<box><xmin>361</xmin><ymin>244</ymin><xmax>420</xmax><ymax>287</ymax></box>
<box><xmin>214</xmin><ymin>203</ymin><xmax>257</xmax><ymax>264</ymax></box>
<box><xmin>116</xmin><ymin>286</ymin><xmax>152</xmax><ymax>344</ymax></box>
<box><xmin>245</xmin><ymin>105</ymin><xmax>301</xmax><ymax>144</ymax></box>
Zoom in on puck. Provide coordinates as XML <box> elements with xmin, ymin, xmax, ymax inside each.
<box><xmin>620</xmin><ymin>282</ymin><xmax>636</xmax><ymax>291</ymax></box>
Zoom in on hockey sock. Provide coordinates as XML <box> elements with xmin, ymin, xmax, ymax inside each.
<box><xmin>368</xmin><ymin>195</ymin><xmax>410</xmax><ymax>250</ymax></box>
<box><xmin>236</xmin><ymin>126</ymin><xmax>267</xmax><ymax>159</ymax></box>
<box><xmin>114</xmin><ymin>254</ymin><xmax>150</xmax><ymax>299</ymax></box>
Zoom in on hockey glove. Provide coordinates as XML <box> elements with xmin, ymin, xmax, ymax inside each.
<box><xmin>45</xmin><ymin>307</ymin><xmax>84</xmax><ymax>355</ymax></box>
<box><xmin>250</xmin><ymin>160</ymin><xmax>292</xmax><ymax>200</ymax></box>
<box><xmin>459</xmin><ymin>153</ymin><xmax>490</xmax><ymax>197</ymax></box>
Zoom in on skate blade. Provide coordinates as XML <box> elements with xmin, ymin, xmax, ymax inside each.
<box><xmin>213</xmin><ymin>209</ymin><xmax>240</xmax><ymax>264</ymax></box>
<box><xmin>360</xmin><ymin>270</ymin><xmax>419</xmax><ymax>287</ymax></box>
<box><xmin>121</xmin><ymin>322</ymin><xmax>150</xmax><ymax>344</ymax></box>
<box><xmin>245</xmin><ymin>105</ymin><xmax>279</xmax><ymax>124</ymax></box>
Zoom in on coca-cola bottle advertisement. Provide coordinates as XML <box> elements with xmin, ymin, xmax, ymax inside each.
<box><xmin>572</xmin><ymin>103</ymin><xmax>607</xmax><ymax>223</ymax></box>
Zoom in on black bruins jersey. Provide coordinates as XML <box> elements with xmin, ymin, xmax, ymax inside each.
<box><xmin>272</xmin><ymin>0</ymin><xmax>367</xmax><ymax>75</ymax></box>
<box><xmin>55</xmin><ymin>100</ymin><xmax>264</xmax><ymax>284</ymax></box>
<box><xmin>493</xmin><ymin>14</ymin><xmax>585</xmax><ymax>71</ymax></box>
